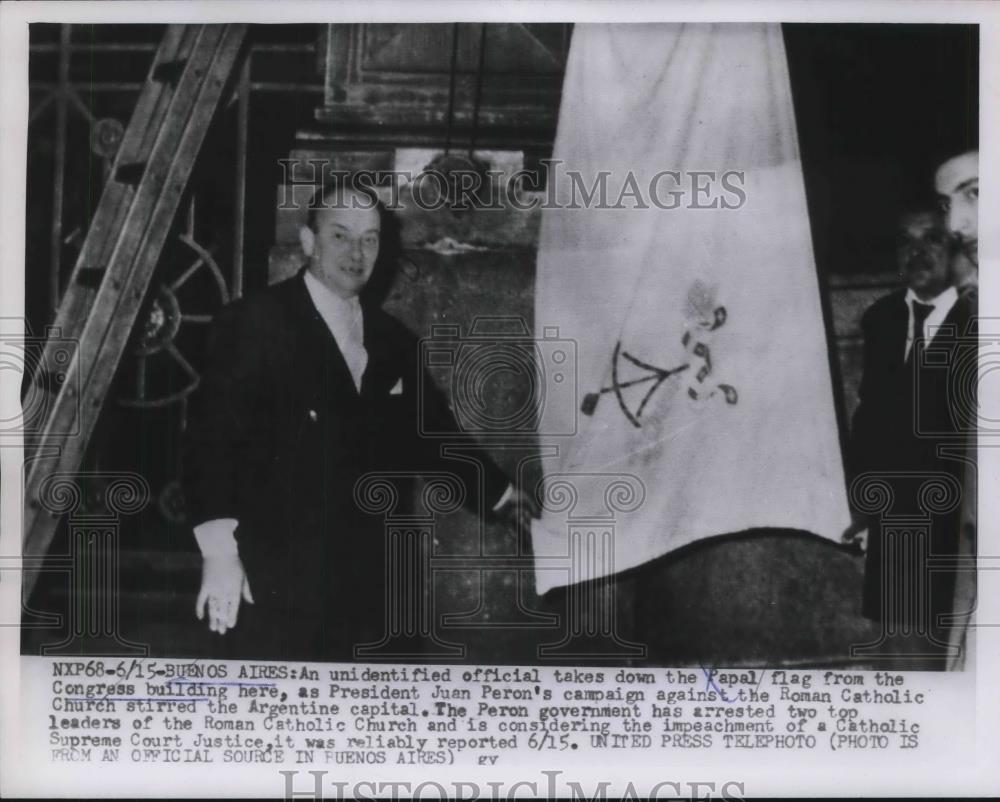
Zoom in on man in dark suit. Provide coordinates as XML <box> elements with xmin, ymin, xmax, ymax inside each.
<box><xmin>184</xmin><ymin>182</ymin><xmax>534</xmax><ymax>661</ymax></box>
<box><xmin>845</xmin><ymin>209</ymin><xmax>976</xmax><ymax>660</ymax></box>
<box><xmin>935</xmin><ymin>149</ymin><xmax>979</xmax><ymax>668</ymax></box>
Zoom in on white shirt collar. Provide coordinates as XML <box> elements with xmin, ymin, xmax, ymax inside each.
<box><xmin>904</xmin><ymin>284</ymin><xmax>958</xmax><ymax>310</ymax></box>
<box><xmin>902</xmin><ymin>284</ymin><xmax>960</xmax><ymax>360</ymax></box>
<box><xmin>302</xmin><ymin>269</ymin><xmax>368</xmax><ymax>391</ymax></box>
<box><xmin>303</xmin><ymin>269</ymin><xmax>363</xmax><ymax>334</ymax></box>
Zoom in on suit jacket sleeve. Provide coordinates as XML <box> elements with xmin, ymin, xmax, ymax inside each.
<box><xmin>184</xmin><ymin>302</ymin><xmax>273</xmax><ymax>530</ymax></box>
<box><xmin>412</xmin><ymin>360</ymin><xmax>512</xmax><ymax>514</ymax></box>
<box><xmin>849</xmin><ymin>304</ymin><xmax>879</xmax><ymax>485</ymax></box>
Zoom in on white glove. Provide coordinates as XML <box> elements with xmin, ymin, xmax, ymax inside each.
<box><xmin>195</xmin><ymin>553</ymin><xmax>254</xmax><ymax>634</ymax></box>
<box><xmin>192</xmin><ymin>520</ymin><xmax>252</xmax><ymax>635</ymax></box>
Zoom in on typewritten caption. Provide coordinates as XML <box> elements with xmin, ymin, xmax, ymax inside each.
<box><xmin>37</xmin><ymin>658</ymin><xmax>936</xmax><ymax>767</ymax></box>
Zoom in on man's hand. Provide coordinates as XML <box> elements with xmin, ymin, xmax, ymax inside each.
<box><xmin>195</xmin><ymin>554</ymin><xmax>254</xmax><ymax>634</ymax></box>
<box><xmin>841</xmin><ymin>513</ymin><xmax>868</xmax><ymax>554</ymax></box>
<box><xmin>496</xmin><ymin>486</ymin><xmax>541</xmax><ymax>532</ymax></box>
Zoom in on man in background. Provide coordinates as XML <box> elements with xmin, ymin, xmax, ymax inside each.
<box><xmin>935</xmin><ymin>149</ymin><xmax>978</xmax><ymax>292</ymax></box>
<box><xmin>934</xmin><ymin>148</ymin><xmax>979</xmax><ymax>668</ymax></box>
<box><xmin>845</xmin><ymin>209</ymin><xmax>976</xmax><ymax>666</ymax></box>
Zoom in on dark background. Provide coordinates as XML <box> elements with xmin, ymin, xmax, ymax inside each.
<box><xmin>784</xmin><ymin>23</ymin><xmax>978</xmax><ymax>278</ymax></box>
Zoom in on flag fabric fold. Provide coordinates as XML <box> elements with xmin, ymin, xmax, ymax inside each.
<box><xmin>531</xmin><ymin>23</ymin><xmax>851</xmax><ymax>595</ymax></box>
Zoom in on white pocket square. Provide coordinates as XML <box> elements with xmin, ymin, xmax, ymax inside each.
<box><xmin>389</xmin><ymin>378</ymin><xmax>404</xmax><ymax>395</ymax></box>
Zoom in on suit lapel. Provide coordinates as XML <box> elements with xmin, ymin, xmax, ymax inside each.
<box><xmin>887</xmin><ymin>293</ymin><xmax>910</xmax><ymax>368</ymax></box>
<box><xmin>360</xmin><ymin>307</ymin><xmax>403</xmax><ymax>400</ymax></box>
<box><xmin>287</xmin><ymin>269</ymin><xmax>405</xmax><ymax>402</ymax></box>
<box><xmin>288</xmin><ymin>270</ymin><xmax>363</xmax><ymax>404</ymax></box>
<box><xmin>935</xmin><ymin>294</ymin><xmax>971</xmax><ymax>345</ymax></box>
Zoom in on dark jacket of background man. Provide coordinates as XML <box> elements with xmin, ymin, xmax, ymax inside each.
<box><xmin>850</xmin><ymin>279</ymin><xmax>976</xmax><ymax>631</ymax></box>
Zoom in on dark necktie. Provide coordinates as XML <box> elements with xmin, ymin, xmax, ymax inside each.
<box><xmin>907</xmin><ymin>300</ymin><xmax>934</xmax><ymax>364</ymax></box>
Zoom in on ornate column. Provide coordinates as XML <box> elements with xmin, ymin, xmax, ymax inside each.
<box><xmin>36</xmin><ymin>472</ymin><xmax>150</xmax><ymax>656</ymax></box>
<box><xmin>537</xmin><ymin>473</ymin><xmax>647</xmax><ymax>660</ymax></box>
<box><xmin>849</xmin><ymin>471</ymin><xmax>963</xmax><ymax>659</ymax></box>
<box><xmin>352</xmin><ymin>472</ymin><xmax>467</xmax><ymax>659</ymax></box>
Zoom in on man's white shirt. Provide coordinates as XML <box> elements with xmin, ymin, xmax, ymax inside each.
<box><xmin>903</xmin><ymin>285</ymin><xmax>959</xmax><ymax>361</ymax></box>
<box><xmin>303</xmin><ymin>268</ymin><xmax>368</xmax><ymax>391</ymax></box>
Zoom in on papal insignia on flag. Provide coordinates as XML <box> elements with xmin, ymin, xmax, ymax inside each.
<box><xmin>531</xmin><ymin>23</ymin><xmax>851</xmax><ymax>595</ymax></box>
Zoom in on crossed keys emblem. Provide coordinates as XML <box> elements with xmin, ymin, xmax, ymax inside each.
<box><xmin>580</xmin><ymin>282</ymin><xmax>739</xmax><ymax>428</ymax></box>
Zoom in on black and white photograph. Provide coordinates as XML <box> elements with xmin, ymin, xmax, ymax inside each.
<box><xmin>0</xmin><ymin>1</ymin><xmax>996</xmax><ymax>798</ymax></box>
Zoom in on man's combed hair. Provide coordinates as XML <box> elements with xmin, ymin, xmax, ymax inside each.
<box><xmin>929</xmin><ymin>146</ymin><xmax>979</xmax><ymax>191</ymax></box>
<box><xmin>306</xmin><ymin>174</ymin><xmax>381</xmax><ymax>229</ymax></box>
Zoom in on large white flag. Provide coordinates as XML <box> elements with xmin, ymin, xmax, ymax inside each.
<box><xmin>531</xmin><ymin>23</ymin><xmax>851</xmax><ymax>595</ymax></box>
